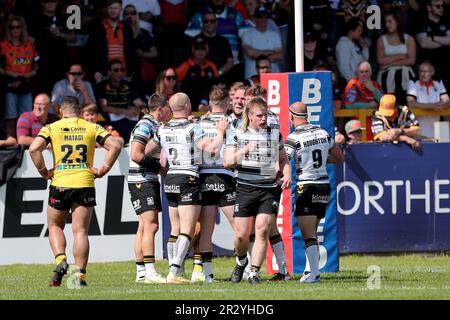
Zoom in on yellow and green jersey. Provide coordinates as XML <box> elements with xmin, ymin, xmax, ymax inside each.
<box><xmin>37</xmin><ymin>117</ymin><xmax>111</xmax><ymax>188</ymax></box>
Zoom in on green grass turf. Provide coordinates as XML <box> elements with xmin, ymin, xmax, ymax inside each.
<box><xmin>1</xmin><ymin>254</ymin><xmax>450</xmax><ymax>300</ymax></box>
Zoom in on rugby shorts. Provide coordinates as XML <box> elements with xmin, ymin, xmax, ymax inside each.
<box><xmin>234</xmin><ymin>183</ymin><xmax>281</xmax><ymax>217</ymax></box>
<box><xmin>294</xmin><ymin>183</ymin><xmax>331</xmax><ymax>219</ymax></box>
<box><xmin>48</xmin><ymin>186</ymin><xmax>96</xmax><ymax>211</ymax></box>
<box><xmin>164</xmin><ymin>174</ymin><xmax>201</xmax><ymax>207</ymax></box>
<box><xmin>200</xmin><ymin>173</ymin><xmax>236</xmax><ymax>207</ymax></box>
<box><xmin>128</xmin><ymin>180</ymin><xmax>162</xmax><ymax>214</ymax></box>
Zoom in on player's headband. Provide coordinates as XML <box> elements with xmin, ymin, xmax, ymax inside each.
<box><xmin>289</xmin><ymin>107</ymin><xmax>308</xmax><ymax>118</ymax></box>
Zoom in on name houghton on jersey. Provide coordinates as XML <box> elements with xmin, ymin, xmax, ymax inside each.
<box><xmin>302</xmin><ymin>137</ymin><xmax>330</xmax><ymax>148</ymax></box>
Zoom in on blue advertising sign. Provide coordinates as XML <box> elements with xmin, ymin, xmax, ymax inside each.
<box><xmin>336</xmin><ymin>143</ymin><xmax>450</xmax><ymax>253</ymax></box>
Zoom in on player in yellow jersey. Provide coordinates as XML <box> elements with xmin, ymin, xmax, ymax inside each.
<box><xmin>29</xmin><ymin>96</ymin><xmax>121</xmax><ymax>287</ymax></box>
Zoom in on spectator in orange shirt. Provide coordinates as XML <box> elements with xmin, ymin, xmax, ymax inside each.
<box><xmin>344</xmin><ymin>61</ymin><xmax>383</xmax><ymax>109</ymax></box>
<box><xmin>0</xmin><ymin>15</ymin><xmax>39</xmax><ymax>140</ymax></box>
<box><xmin>86</xmin><ymin>0</ymin><xmax>136</xmax><ymax>84</ymax></box>
<box><xmin>176</xmin><ymin>36</ymin><xmax>219</xmax><ymax>111</ymax></box>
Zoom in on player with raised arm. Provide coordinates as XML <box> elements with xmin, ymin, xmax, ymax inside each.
<box><xmin>144</xmin><ymin>93</ymin><xmax>221</xmax><ymax>284</ymax></box>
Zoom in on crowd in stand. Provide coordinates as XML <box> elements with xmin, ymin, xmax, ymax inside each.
<box><xmin>1</xmin><ymin>0</ymin><xmax>450</xmax><ymax>148</ymax></box>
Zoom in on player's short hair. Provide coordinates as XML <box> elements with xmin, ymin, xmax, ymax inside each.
<box><xmin>209</xmin><ymin>87</ymin><xmax>228</xmax><ymax>103</ymax></box>
<box><xmin>60</xmin><ymin>96</ymin><xmax>81</xmax><ymax>113</ymax></box>
<box><xmin>148</xmin><ymin>94</ymin><xmax>168</xmax><ymax>112</ymax></box>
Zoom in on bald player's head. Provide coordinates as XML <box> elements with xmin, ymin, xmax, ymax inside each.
<box><xmin>169</xmin><ymin>92</ymin><xmax>190</xmax><ymax>113</ymax></box>
<box><xmin>289</xmin><ymin>101</ymin><xmax>308</xmax><ymax>126</ymax></box>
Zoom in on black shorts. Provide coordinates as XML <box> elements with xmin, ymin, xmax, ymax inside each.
<box><xmin>128</xmin><ymin>181</ymin><xmax>162</xmax><ymax>214</ymax></box>
<box><xmin>294</xmin><ymin>183</ymin><xmax>331</xmax><ymax>219</ymax></box>
<box><xmin>200</xmin><ymin>173</ymin><xmax>236</xmax><ymax>207</ymax></box>
<box><xmin>164</xmin><ymin>174</ymin><xmax>201</xmax><ymax>207</ymax></box>
<box><xmin>234</xmin><ymin>184</ymin><xmax>281</xmax><ymax>217</ymax></box>
<box><xmin>48</xmin><ymin>186</ymin><xmax>96</xmax><ymax>211</ymax></box>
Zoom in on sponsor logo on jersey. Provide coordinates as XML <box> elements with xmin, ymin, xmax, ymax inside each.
<box><xmin>311</xmin><ymin>194</ymin><xmax>329</xmax><ymax>203</ymax></box>
<box><xmin>133</xmin><ymin>199</ymin><xmax>141</xmax><ymax>210</ymax></box>
<box><xmin>201</xmin><ymin>183</ymin><xmax>225</xmax><ymax>192</ymax></box>
<box><xmin>226</xmin><ymin>191</ymin><xmax>236</xmax><ymax>201</ymax></box>
<box><xmin>164</xmin><ymin>184</ymin><xmax>181</xmax><ymax>193</ymax></box>
<box><xmin>57</xmin><ymin>164</ymin><xmax>89</xmax><ymax>170</ymax></box>
<box><xmin>181</xmin><ymin>193</ymin><xmax>193</xmax><ymax>202</ymax></box>
<box><xmin>147</xmin><ymin>197</ymin><xmax>154</xmax><ymax>206</ymax></box>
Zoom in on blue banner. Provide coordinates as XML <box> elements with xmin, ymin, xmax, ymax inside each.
<box><xmin>336</xmin><ymin>142</ymin><xmax>450</xmax><ymax>253</ymax></box>
<box><xmin>288</xmin><ymin>71</ymin><xmax>339</xmax><ymax>273</ymax></box>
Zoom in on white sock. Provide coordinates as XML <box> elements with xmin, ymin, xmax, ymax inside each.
<box><xmin>305</xmin><ymin>244</ymin><xmax>320</xmax><ymax>277</ymax></box>
<box><xmin>201</xmin><ymin>252</ymin><xmax>213</xmax><ymax>276</ymax></box>
<box><xmin>271</xmin><ymin>240</ymin><xmax>287</xmax><ymax>274</ymax></box>
<box><xmin>169</xmin><ymin>234</ymin><xmax>190</xmax><ymax>275</ymax></box>
<box><xmin>136</xmin><ymin>262</ymin><xmax>146</xmax><ymax>278</ymax></box>
<box><xmin>144</xmin><ymin>256</ymin><xmax>157</xmax><ymax>277</ymax></box>
<box><xmin>167</xmin><ymin>235</ymin><xmax>178</xmax><ymax>267</ymax></box>
<box><xmin>236</xmin><ymin>255</ymin><xmax>248</xmax><ymax>267</ymax></box>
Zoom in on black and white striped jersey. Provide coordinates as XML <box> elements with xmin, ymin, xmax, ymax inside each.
<box><xmin>154</xmin><ymin>118</ymin><xmax>205</xmax><ymax>177</ymax></box>
<box><xmin>198</xmin><ymin>112</ymin><xmax>235</xmax><ymax>177</ymax></box>
<box><xmin>226</xmin><ymin>126</ymin><xmax>283</xmax><ymax>188</ymax></box>
<box><xmin>128</xmin><ymin>114</ymin><xmax>161</xmax><ymax>183</ymax></box>
<box><xmin>284</xmin><ymin>124</ymin><xmax>334</xmax><ymax>185</ymax></box>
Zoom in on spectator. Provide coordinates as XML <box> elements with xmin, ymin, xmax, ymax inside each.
<box><xmin>194</xmin><ymin>11</ymin><xmax>234</xmax><ymax>84</ymax></box>
<box><xmin>185</xmin><ymin>0</ymin><xmax>249</xmax><ymax>67</ymax></box>
<box><xmin>96</xmin><ymin>59</ymin><xmax>145</xmax><ymax>142</ymax></box>
<box><xmin>244</xmin><ymin>55</ymin><xmax>271</xmax><ymax>86</ymax></box>
<box><xmin>242</xmin><ymin>5</ymin><xmax>283</xmax><ymax>79</ymax></box>
<box><xmin>265</xmin><ymin>0</ymin><xmax>292</xmax><ymax>72</ymax></box>
<box><xmin>303</xmin><ymin>0</ymin><xmax>331</xmax><ymax>43</ymax></box>
<box><xmin>81</xmin><ymin>103</ymin><xmax>125</xmax><ymax>147</ymax></box>
<box><xmin>372</xmin><ymin>93</ymin><xmax>421</xmax><ymax>150</ymax></box>
<box><xmin>344</xmin><ymin>61</ymin><xmax>383</xmax><ymax>109</ymax></box>
<box><xmin>16</xmin><ymin>93</ymin><xmax>58</xmax><ymax>146</ymax></box>
<box><xmin>376</xmin><ymin>10</ymin><xmax>416</xmax><ymax>105</ymax></box>
<box><xmin>0</xmin><ymin>15</ymin><xmax>39</xmax><ymax>139</ymax></box>
<box><xmin>336</xmin><ymin>17</ymin><xmax>369</xmax><ymax>83</ymax></box>
<box><xmin>158</xmin><ymin>0</ymin><xmax>188</xmax><ymax>66</ymax></box>
<box><xmin>61</xmin><ymin>0</ymin><xmax>97</xmax><ymax>66</ymax></box>
<box><xmin>415</xmin><ymin>0</ymin><xmax>450</xmax><ymax>88</ymax></box>
<box><xmin>122</xmin><ymin>0</ymin><xmax>161</xmax><ymax>36</ymax></box>
<box><xmin>176</xmin><ymin>36</ymin><xmax>219</xmax><ymax>111</ymax></box>
<box><xmin>344</xmin><ymin>119</ymin><xmax>365</xmax><ymax>144</ymax></box>
<box><xmin>86</xmin><ymin>0</ymin><xmax>136</xmax><ymax>84</ymax></box>
<box><xmin>154</xmin><ymin>67</ymin><xmax>179</xmax><ymax>98</ymax></box>
<box><xmin>406</xmin><ymin>60</ymin><xmax>450</xmax><ymax>138</ymax></box>
<box><xmin>340</xmin><ymin>0</ymin><xmax>370</xmax><ymax>21</ymax></box>
<box><xmin>51</xmin><ymin>63</ymin><xmax>96</xmax><ymax>117</ymax></box>
<box><xmin>225</xmin><ymin>0</ymin><xmax>247</xmax><ymax>18</ymax></box>
<box><xmin>123</xmin><ymin>4</ymin><xmax>159</xmax><ymax>96</ymax></box>
<box><xmin>27</xmin><ymin>0</ymin><xmax>75</xmax><ymax>94</ymax></box>
<box><xmin>334</xmin><ymin>126</ymin><xmax>346</xmax><ymax>145</ymax></box>
<box><xmin>244</xmin><ymin>0</ymin><xmax>281</xmax><ymax>36</ymax></box>
<box><xmin>304</xmin><ymin>31</ymin><xmax>327</xmax><ymax>71</ymax></box>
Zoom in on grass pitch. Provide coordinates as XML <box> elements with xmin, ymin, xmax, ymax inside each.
<box><xmin>0</xmin><ymin>254</ymin><xmax>449</xmax><ymax>300</ymax></box>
